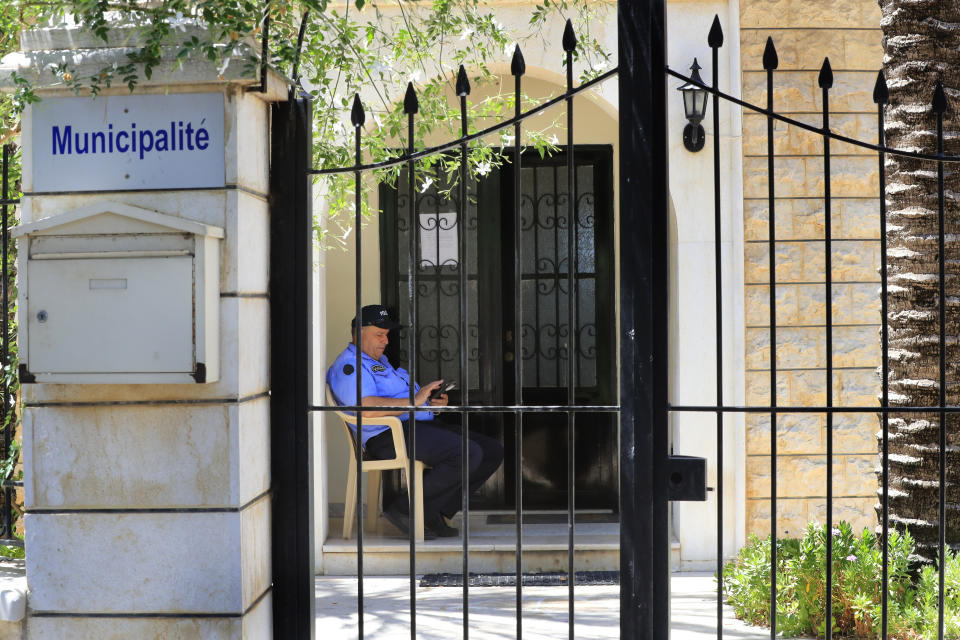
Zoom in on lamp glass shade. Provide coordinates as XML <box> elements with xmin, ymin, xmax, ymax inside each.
<box><xmin>681</xmin><ymin>85</ymin><xmax>708</xmax><ymax>122</ymax></box>
<box><xmin>696</xmin><ymin>89</ymin><xmax>709</xmax><ymax>119</ymax></box>
<box><xmin>682</xmin><ymin>88</ymin><xmax>696</xmax><ymax>119</ymax></box>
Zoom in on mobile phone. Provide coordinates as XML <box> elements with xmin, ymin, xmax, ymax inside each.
<box><xmin>430</xmin><ymin>381</ymin><xmax>456</xmax><ymax>399</ymax></box>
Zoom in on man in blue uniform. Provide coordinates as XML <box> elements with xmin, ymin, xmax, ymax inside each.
<box><xmin>327</xmin><ymin>304</ymin><xmax>503</xmax><ymax>539</ymax></box>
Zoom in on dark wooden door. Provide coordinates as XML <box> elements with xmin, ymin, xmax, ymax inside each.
<box><xmin>379</xmin><ymin>146</ymin><xmax>617</xmax><ymax>510</ymax></box>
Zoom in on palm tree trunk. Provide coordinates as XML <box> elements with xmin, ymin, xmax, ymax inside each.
<box><xmin>880</xmin><ymin>0</ymin><xmax>960</xmax><ymax>564</ymax></box>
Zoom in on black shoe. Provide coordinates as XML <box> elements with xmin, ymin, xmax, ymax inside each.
<box><xmin>426</xmin><ymin>513</ymin><xmax>459</xmax><ymax>538</ymax></box>
<box><xmin>384</xmin><ymin>505</ymin><xmax>436</xmax><ymax>540</ymax></box>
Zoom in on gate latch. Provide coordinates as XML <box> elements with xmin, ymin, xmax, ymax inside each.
<box><xmin>667</xmin><ymin>455</ymin><xmax>707</xmax><ymax>501</ymax></box>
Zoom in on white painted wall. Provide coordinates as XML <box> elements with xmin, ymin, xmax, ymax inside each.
<box><xmin>666</xmin><ymin>0</ymin><xmax>746</xmax><ymax>568</ymax></box>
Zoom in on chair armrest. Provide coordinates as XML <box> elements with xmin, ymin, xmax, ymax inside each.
<box><xmin>384</xmin><ymin>417</ymin><xmax>407</xmax><ymax>463</ymax></box>
<box><xmin>326</xmin><ymin>383</ymin><xmax>408</xmax><ymax>461</ymax></box>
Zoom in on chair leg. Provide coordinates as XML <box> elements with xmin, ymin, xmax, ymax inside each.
<box><xmin>413</xmin><ymin>462</ymin><xmax>426</xmax><ymax>542</ymax></box>
<box><xmin>343</xmin><ymin>457</ymin><xmax>357</xmax><ymax>539</ymax></box>
<box><xmin>366</xmin><ymin>470</ymin><xmax>381</xmax><ymax>532</ymax></box>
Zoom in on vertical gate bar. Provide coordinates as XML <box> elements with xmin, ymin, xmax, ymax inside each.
<box><xmin>762</xmin><ymin>37</ymin><xmax>779</xmax><ymax>640</ymax></box>
<box><xmin>618</xmin><ymin>0</ymin><xmax>670</xmax><ymax>637</ymax></box>
<box><xmin>563</xmin><ymin>21</ymin><xmax>578</xmax><ymax>638</ymax></box>
<box><xmin>291</xmin><ymin>8</ymin><xmax>309</xmax><ymax>85</ymax></box>
<box><xmin>818</xmin><ymin>58</ymin><xmax>834</xmax><ymax>640</ymax></box>
<box><xmin>511</xmin><ymin>45</ymin><xmax>526</xmax><ymax>639</ymax></box>
<box><xmin>350</xmin><ymin>94</ymin><xmax>365</xmax><ymax>639</ymax></box>
<box><xmin>933</xmin><ymin>81</ymin><xmax>947</xmax><ymax>640</ymax></box>
<box><xmin>403</xmin><ymin>82</ymin><xmax>420</xmax><ymax>639</ymax></box>
<box><xmin>269</xmin><ymin>92</ymin><xmax>316</xmax><ymax>639</ymax></box>
<box><xmin>1</xmin><ymin>144</ymin><xmax>9</xmax><ymax>542</ymax></box>
<box><xmin>708</xmin><ymin>18</ymin><xmax>725</xmax><ymax>640</ymax></box>
<box><xmin>873</xmin><ymin>71</ymin><xmax>890</xmax><ymax>640</ymax></box>
<box><xmin>297</xmin><ymin>94</ymin><xmax>317</xmax><ymax>640</ymax></box>
<box><xmin>257</xmin><ymin>0</ymin><xmax>271</xmax><ymax>93</ymax></box>
<box><xmin>456</xmin><ymin>65</ymin><xmax>471</xmax><ymax>639</ymax></box>
<box><xmin>433</xmin><ymin>170</ymin><xmax>441</xmax><ymax>380</ymax></box>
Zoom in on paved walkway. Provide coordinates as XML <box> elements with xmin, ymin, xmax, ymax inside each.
<box><xmin>316</xmin><ymin>572</ymin><xmax>770</xmax><ymax>639</ymax></box>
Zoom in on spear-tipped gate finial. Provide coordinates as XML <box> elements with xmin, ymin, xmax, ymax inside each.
<box><xmin>818</xmin><ymin>57</ymin><xmax>833</xmax><ymax>89</ymax></box>
<box><xmin>455</xmin><ymin>65</ymin><xmax>471</xmax><ymax>97</ymax></box>
<box><xmin>562</xmin><ymin>19</ymin><xmax>577</xmax><ymax>53</ymax></box>
<box><xmin>762</xmin><ymin>37</ymin><xmax>779</xmax><ymax>71</ymax></box>
<box><xmin>708</xmin><ymin>15</ymin><xmax>724</xmax><ymax>48</ymax></box>
<box><xmin>403</xmin><ymin>82</ymin><xmax>419</xmax><ymax>115</ymax></box>
<box><xmin>873</xmin><ymin>70</ymin><xmax>889</xmax><ymax>105</ymax></box>
<box><xmin>350</xmin><ymin>93</ymin><xmax>365</xmax><ymax>127</ymax></box>
<box><xmin>511</xmin><ymin>45</ymin><xmax>526</xmax><ymax>77</ymax></box>
<box><xmin>933</xmin><ymin>80</ymin><xmax>948</xmax><ymax>115</ymax></box>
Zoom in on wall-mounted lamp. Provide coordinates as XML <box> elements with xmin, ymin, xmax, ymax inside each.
<box><xmin>677</xmin><ymin>59</ymin><xmax>709</xmax><ymax>152</ymax></box>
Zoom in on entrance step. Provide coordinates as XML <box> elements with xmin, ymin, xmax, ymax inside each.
<box><xmin>321</xmin><ymin>513</ymin><xmax>619</xmax><ymax>576</ymax></box>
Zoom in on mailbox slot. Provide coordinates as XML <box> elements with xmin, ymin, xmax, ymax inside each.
<box><xmin>13</xmin><ymin>203</ymin><xmax>223</xmax><ymax>384</ymax></box>
<box><xmin>667</xmin><ymin>455</ymin><xmax>707</xmax><ymax>501</ymax></box>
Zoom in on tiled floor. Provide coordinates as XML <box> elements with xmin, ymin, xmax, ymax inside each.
<box><xmin>322</xmin><ymin>512</ymin><xmax>620</xmax><ymax>575</ymax></box>
<box><xmin>315</xmin><ymin>572</ymin><xmax>770</xmax><ymax>639</ymax></box>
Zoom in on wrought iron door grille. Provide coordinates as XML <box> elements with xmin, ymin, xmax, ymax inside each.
<box><xmin>390</xmin><ymin>170</ymin><xmax>481</xmax><ymax>387</ymax></box>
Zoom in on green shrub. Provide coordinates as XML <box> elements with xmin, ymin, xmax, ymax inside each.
<box><xmin>721</xmin><ymin>521</ymin><xmax>939</xmax><ymax>638</ymax></box>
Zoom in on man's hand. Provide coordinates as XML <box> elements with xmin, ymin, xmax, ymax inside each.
<box><xmin>416</xmin><ymin>380</ymin><xmax>444</xmax><ymax>407</ymax></box>
<box><xmin>359</xmin><ymin>380</ymin><xmax>444</xmax><ymax>417</ymax></box>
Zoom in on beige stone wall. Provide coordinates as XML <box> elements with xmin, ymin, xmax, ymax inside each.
<box><xmin>740</xmin><ymin>0</ymin><xmax>883</xmax><ymax>538</ymax></box>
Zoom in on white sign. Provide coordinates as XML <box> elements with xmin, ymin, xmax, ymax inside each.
<box><xmin>32</xmin><ymin>93</ymin><xmax>225</xmax><ymax>192</ymax></box>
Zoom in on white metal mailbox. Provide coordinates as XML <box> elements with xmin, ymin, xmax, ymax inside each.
<box><xmin>12</xmin><ymin>202</ymin><xmax>223</xmax><ymax>384</ymax></box>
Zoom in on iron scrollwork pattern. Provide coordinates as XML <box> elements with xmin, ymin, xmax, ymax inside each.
<box><xmin>395</xmin><ymin>169</ymin><xmax>480</xmax><ymax>385</ymax></box>
<box><xmin>520</xmin><ymin>164</ymin><xmax>598</xmax><ymax>388</ymax></box>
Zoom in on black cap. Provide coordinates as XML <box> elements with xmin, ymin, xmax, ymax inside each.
<box><xmin>352</xmin><ymin>304</ymin><xmax>400</xmax><ymax>330</ymax></box>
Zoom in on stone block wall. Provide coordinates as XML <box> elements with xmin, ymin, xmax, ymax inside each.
<box><xmin>740</xmin><ymin>0</ymin><xmax>883</xmax><ymax>538</ymax></box>
<box><xmin>0</xmin><ymin>22</ymin><xmax>289</xmax><ymax>633</ymax></box>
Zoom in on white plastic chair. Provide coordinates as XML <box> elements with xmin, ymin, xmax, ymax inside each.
<box><xmin>326</xmin><ymin>384</ymin><xmax>427</xmax><ymax>541</ymax></box>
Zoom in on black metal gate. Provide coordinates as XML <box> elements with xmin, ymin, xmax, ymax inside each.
<box><xmin>258</xmin><ymin>0</ymin><xmax>852</xmax><ymax>637</ymax></box>
<box><xmin>0</xmin><ymin>145</ymin><xmax>24</xmax><ymax>554</ymax></box>
<box><xmin>269</xmin><ymin>1</ymin><xmax>960</xmax><ymax>637</ymax></box>
<box><xmin>269</xmin><ymin>1</ymin><xmax>671</xmax><ymax>638</ymax></box>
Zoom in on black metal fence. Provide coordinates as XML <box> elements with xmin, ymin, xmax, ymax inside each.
<box><xmin>665</xmin><ymin>19</ymin><xmax>960</xmax><ymax>640</ymax></box>
<box><xmin>0</xmin><ymin>145</ymin><xmax>24</xmax><ymax>549</ymax></box>
<box><xmin>266</xmin><ymin>2</ymin><xmax>671</xmax><ymax>638</ymax></box>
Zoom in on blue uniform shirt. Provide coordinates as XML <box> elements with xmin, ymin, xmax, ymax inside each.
<box><xmin>326</xmin><ymin>343</ymin><xmax>434</xmax><ymax>446</ymax></box>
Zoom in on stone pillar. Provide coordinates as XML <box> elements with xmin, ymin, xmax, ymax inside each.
<box><xmin>1</xmin><ymin>24</ymin><xmax>287</xmax><ymax>637</ymax></box>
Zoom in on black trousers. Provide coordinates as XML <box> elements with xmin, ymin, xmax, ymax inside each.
<box><xmin>365</xmin><ymin>417</ymin><xmax>504</xmax><ymax>519</ymax></box>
